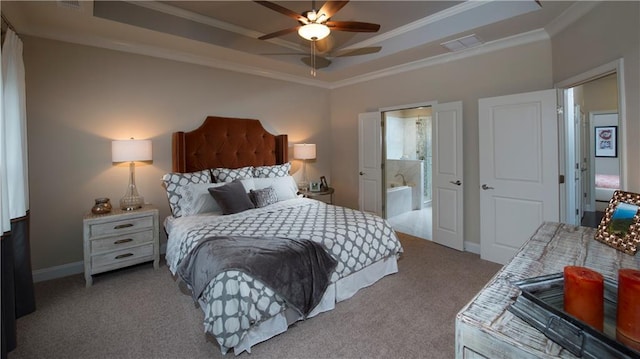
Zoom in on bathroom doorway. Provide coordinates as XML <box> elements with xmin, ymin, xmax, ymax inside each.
<box><xmin>382</xmin><ymin>106</ymin><xmax>433</xmax><ymax>240</ymax></box>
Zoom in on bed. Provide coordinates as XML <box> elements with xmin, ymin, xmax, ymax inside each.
<box><xmin>163</xmin><ymin>116</ymin><xmax>403</xmax><ymax>355</ymax></box>
<box><xmin>595</xmin><ymin>173</ymin><xmax>620</xmax><ymax>211</ymax></box>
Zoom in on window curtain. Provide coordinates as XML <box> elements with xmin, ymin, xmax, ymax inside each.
<box><xmin>1</xmin><ymin>27</ymin><xmax>33</xmax><ymax>358</ymax></box>
<box><xmin>1</xmin><ymin>28</ymin><xmax>28</xmax><ymax>229</ymax></box>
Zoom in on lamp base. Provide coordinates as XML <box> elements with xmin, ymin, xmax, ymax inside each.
<box><xmin>120</xmin><ymin>195</ymin><xmax>144</xmax><ymax>211</ymax></box>
<box><xmin>120</xmin><ymin>161</ymin><xmax>144</xmax><ymax>210</ymax></box>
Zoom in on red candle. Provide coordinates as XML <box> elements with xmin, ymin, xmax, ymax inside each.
<box><xmin>617</xmin><ymin>268</ymin><xmax>640</xmax><ymax>350</ymax></box>
<box><xmin>564</xmin><ymin>266</ymin><xmax>604</xmax><ymax>331</ymax></box>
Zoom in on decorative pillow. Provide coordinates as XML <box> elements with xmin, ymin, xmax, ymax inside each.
<box><xmin>252</xmin><ymin>176</ymin><xmax>298</xmax><ymax>202</ymax></box>
<box><xmin>212</xmin><ymin>166</ymin><xmax>254</xmax><ymax>183</ymax></box>
<box><xmin>177</xmin><ymin>182</ymin><xmax>226</xmax><ymax>216</ymax></box>
<box><xmin>249</xmin><ymin>186</ymin><xmax>278</xmax><ymax>208</ymax></box>
<box><xmin>162</xmin><ymin>170</ymin><xmax>212</xmax><ymax>217</ymax></box>
<box><xmin>253</xmin><ymin>162</ymin><xmax>291</xmax><ymax>178</ymax></box>
<box><xmin>208</xmin><ymin>180</ymin><xmax>255</xmax><ymax>215</ymax></box>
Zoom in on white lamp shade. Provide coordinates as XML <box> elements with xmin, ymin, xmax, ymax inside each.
<box><xmin>298</xmin><ymin>23</ymin><xmax>330</xmax><ymax>41</ymax></box>
<box><xmin>112</xmin><ymin>139</ymin><xmax>152</xmax><ymax>162</ymax></box>
<box><xmin>293</xmin><ymin>144</ymin><xmax>316</xmax><ymax>160</ymax></box>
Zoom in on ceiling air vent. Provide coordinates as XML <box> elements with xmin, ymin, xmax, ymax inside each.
<box><xmin>441</xmin><ymin>34</ymin><xmax>484</xmax><ymax>52</ymax></box>
<box><xmin>57</xmin><ymin>0</ymin><xmax>82</xmax><ymax>10</ymax></box>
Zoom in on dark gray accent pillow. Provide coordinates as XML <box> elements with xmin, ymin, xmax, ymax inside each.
<box><xmin>208</xmin><ymin>180</ymin><xmax>255</xmax><ymax>215</ymax></box>
<box><xmin>249</xmin><ymin>186</ymin><xmax>278</xmax><ymax>208</ymax></box>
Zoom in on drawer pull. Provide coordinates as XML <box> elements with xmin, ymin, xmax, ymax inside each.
<box><xmin>114</xmin><ymin>238</ymin><xmax>133</xmax><ymax>245</ymax></box>
<box><xmin>114</xmin><ymin>223</ymin><xmax>134</xmax><ymax>230</ymax></box>
<box><xmin>115</xmin><ymin>253</ymin><xmax>134</xmax><ymax>260</ymax></box>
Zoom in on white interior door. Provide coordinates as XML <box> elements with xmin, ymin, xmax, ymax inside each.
<box><xmin>358</xmin><ymin>112</ymin><xmax>382</xmax><ymax>216</ymax></box>
<box><xmin>574</xmin><ymin>104</ymin><xmax>583</xmax><ymax>224</ymax></box>
<box><xmin>564</xmin><ymin>89</ymin><xmax>580</xmax><ymax>225</ymax></box>
<box><xmin>479</xmin><ymin>89</ymin><xmax>559</xmax><ymax>264</ymax></box>
<box><xmin>432</xmin><ymin>101</ymin><xmax>464</xmax><ymax>251</ymax></box>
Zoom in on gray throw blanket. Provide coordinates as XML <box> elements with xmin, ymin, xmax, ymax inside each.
<box><xmin>177</xmin><ymin>236</ymin><xmax>337</xmax><ymax>317</ymax></box>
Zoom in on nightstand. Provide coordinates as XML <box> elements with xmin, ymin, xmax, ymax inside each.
<box><xmin>83</xmin><ymin>204</ymin><xmax>159</xmax><ymax>287</ymax></box>
<box><xmin>299</xmin><ymin>187</ymin><xmax>334</xmax><ymax>204</ymax></box>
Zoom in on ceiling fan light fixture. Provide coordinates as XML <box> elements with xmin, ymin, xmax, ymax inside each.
<box><xmin>298</xmin><ymin>23</ymin><xmax>330</xmax><ymax>41</ymax></box>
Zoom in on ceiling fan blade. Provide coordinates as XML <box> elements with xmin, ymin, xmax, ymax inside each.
<box><xmin>261</xmin><ymin>52</ymin><xmax>307</xmax><ymax>56</ymax></box>
<box><xmin>301</xmin><ymin>56</ymin><xmax>332</xmax><ymax>69</ymax></box>
<box><xmin>254</xmin><ymin>1</ymin><xmax>307</xmax><ymax>23</ymax></box>
<box><xmin>258</xmin><ymin>26</ymin><xmax>301</xmax><ymax>40</ymax></box>
<box><xmin>318</xmin><ymin>1</ymin><xmax>349</xmax><ymax>19</ymax></box>
<box><xmin>332</xmin><ymin>46</ymin><xmax>382</xmax><ymax>57</ymax></box>
<box><xmin>325</xmin><ymin>21</ymin><xmax>380</xmax><ymax>32</ymax></box>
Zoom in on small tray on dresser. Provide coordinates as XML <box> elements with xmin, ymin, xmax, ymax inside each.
<box><xmin>508</xmin><ymin>273</ymin><xmax>640</xmax><ymax>359</ymax></box>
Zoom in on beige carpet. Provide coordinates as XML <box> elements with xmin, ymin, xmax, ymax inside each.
<box><xmin>8</xmin><ymin>233</ymin><xmax>501</xmax><ymax>359</ymax></box>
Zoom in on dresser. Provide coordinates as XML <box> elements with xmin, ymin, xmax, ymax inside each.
<box><xmin>83</xmin><ymin>205</ymin><xmax>159</xmax><ymax>287</ymax></box>
<box><xmin>456</xmin><ymin>222</ymin><xmax>640</xmax><ymax>358</ymax></box>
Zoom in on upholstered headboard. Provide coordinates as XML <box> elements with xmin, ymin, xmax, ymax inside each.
<box><xmin>172</xmin><ymin>116</ymin><xmax>288</xmax><ymax>173</ymax></box>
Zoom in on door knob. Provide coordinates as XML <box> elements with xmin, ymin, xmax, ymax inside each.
<box><xmin>481</xmin><ymin>184</ymin><xmax>494</xmax><ymax>190</ymax></box>
<box><xmin>359</xmin><ymin>171</ymin><xmax>364</xmax><ymax>175</ymax></box>
<box><xmin>449</xmin><ymin>180</ymin><xmax>462</xmax><ymax>186</ymax></box>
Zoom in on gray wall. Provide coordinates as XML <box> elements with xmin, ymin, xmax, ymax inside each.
<box><xmin>330</xmin><ymin>40</ymin><xmax>553</xmax><ymax>246</ymax></box>
<box><xmin>23</xmin><ymin>1</ymin><xmax>640</xmax><ymax>271</ymax></box>
<box><xmin>551</xmin><ymin>1</ymin><xmax>640</xmax><ymax>191</ymax></box>
<box><xmin>24</xmin><ymin>36</ymin><xmax>331</xmax><ymax>270</ymax></box>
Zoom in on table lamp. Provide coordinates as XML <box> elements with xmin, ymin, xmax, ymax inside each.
<box><xmin>112</xmin><ymin>138</ymin><xmax>152</xmax><ymax>210</ymax></box>
<box><xmin>293</xmin><ymin>143</ymin><xmax>316</xmax><ymax>190</ymax></box>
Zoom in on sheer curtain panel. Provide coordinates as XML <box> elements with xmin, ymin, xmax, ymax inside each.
<box><xmin>1</xmin><ymin>27</ymin><xmax>34</xmax><ymax>358</ymax></box>
<box><xmin>1</xmin><ymin>28</ymin><xmax>28</xmax><ymax>228</ymax></box>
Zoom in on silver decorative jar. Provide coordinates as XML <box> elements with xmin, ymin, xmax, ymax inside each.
<box><xmin>91</xmin><ymin>197</ymin><xmax>112</xmax><ymax>215</ymax></box>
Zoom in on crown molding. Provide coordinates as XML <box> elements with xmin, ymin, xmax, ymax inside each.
<box><xmin>25</xmin><ymin>25</ymin><xmax>553</xmax><ymax>90</ymax></box>
<box><xmin>127</xmin><ymin>0</ymin><xmax>302</xmax><ymax>52</ymax></box>
<box><xmin>329</xmin><ymin>29</ymin><xmax>550</xmax><ymax>89</ymax></box>
<box><xmin>27</xmin><ymin>29</ymin><xmax>330</xmax><ymax>88</ymax></box>
<box><xmin>545</xmin><ymin>0</ymin><xmax>601</xmax><ymax>37</ymax></box>
<box><xmin>342</xmin><ymin>1</ymin><xmax>485</xmax><ymax>50</ymax></box>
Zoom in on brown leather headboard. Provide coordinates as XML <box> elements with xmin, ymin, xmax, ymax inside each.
<box><xmin>172</xmin><ymin>116</ymin><xmax>288</xmax><ymax>173</ymax></box>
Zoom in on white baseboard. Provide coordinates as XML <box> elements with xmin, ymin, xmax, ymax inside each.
<box><xmin>464</xmin><ymin>241</ymin><xmax>481</xmax><ymax>255</ymax></box>
<box><xmin>32</xmin><ymin>244</ymin><xmax>169</xmax><ymax>283</ymax></box>
<box><xmin>32</xmin><ymin>261</ymin><xmax>84</xmax><ymax>283</ymax></box>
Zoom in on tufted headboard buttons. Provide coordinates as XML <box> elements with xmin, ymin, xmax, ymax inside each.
<box><xmin>172</xmin><ymin>116</ymin><xmax>288</xmax><ymax>173</ymax></box>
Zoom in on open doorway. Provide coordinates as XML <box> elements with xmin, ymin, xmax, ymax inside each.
<box><xmin>382</xmin><ymin>107</ymin><xmax>433</xmax><ymax>240</ymax></box>
<box><xmin>559</xmin><ymin>62</ymin><xmax>623</xmax><ymax>228</ymax></box>
<box><xmin>362</xmin><ymin>101</ymin><xmax>462</xmax><ymax>249</ymax></box>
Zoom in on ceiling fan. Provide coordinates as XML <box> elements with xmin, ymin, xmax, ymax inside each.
<box><xmin>254</xmin><ymin>0</ymin><xmax>381</xmax><ymax>76</ymax></box>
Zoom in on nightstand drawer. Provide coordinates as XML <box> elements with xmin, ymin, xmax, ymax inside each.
<box><xmin>91</xmin><ymin>243</ymin><xmax>154</xmax><ymax>272</ymax></box>
<box><xmin>90</xmin><ymin>215</ymin><xmax>153</xmax><ymax>237</ymax></box>
<box><xmin>90</xmin><ymin>230</ymin><xmax>153</xmax><ymax>254</ymax></box>
<box><xmin>83</xmin><ymin>205</ymin><xmax>159</xmax><ymax>286</ymax></box>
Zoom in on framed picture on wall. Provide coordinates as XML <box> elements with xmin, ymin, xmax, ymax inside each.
<box><xmin>595</xmin><ymin>126</ymin><xmax>617</xmax><ymax>158</ymax></box>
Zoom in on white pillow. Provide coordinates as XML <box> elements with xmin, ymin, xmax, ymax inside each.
<box><xmin>176</xmin><ymin>182</ymin><xmax>226</xmax><ymax>216</ymax></box>
<box><xmin>239</xmin><ymin>178</ymin><xmax>256</xmax><ymax>192</ymax></box>
<box><xmin>162</xmin><ymin>170</ymin><xmax>212</xmax><ymax>217</ymax></box>
<box><xmin>252</xmin><ymin>176</ymin><xmax>298</xmax><ymax>201</ymax></box>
